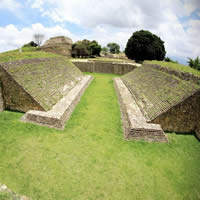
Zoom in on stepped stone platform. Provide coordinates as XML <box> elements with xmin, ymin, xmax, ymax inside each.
<box><xmin>0</xmin><ymin>57</ymin><xmax>83</xmax><ymax>112</ymax></box>
<box><xmin>114</xmin><ymin>77</ymin><xmax>168</xmax><ymax>142</ymax></box>
<box><xmin>42</xmin><ymin>36</ymin><xmax>72</xmax><ymax>57</ymax></box>
<box><xmin>22</xmin><ymin>75</ymin><xmax>93</xmax><ymax>129</ymax></box>
<box><xmin>121</xmin><ymin>65</ymin><xmax>200</xmax><ymax>138</ymax></box>
<box><xmin>72</xmin><ymin>60</ymin><xmax>140</xmax><ymax>75</ymax></box>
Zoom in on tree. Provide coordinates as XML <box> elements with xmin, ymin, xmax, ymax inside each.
<box><xmin>187</xmin><ymin>56</ymin><xmax>200</xmax><ymax>71</ymax></box>
<box><xmin>33</xmin><ymin>33</ymin><xmax>45</xmax><ymax>46</ymax></box>
<box><xmin>72</xmin><ymin>41</ymin><xmax>89</xmax><ymax>58</ymax></box>
<box><xmin>72</xmin><ymin>39</ymin><xmax>101</xmax><ymax>58</ymax></box>
<box><xmin>101</xmin><ymin>47</ymin><xmax>108</xmax><ymax>53</ymax></box>
<box><xmin>125</xmin><ymin>30</ymin><xmax>166</xmax><ymax>62</ymax></box>
<box><xmin>23</xmin><ymin>41</ymin><xmax>38</xmax><ymax>47</ymax></box>
<box><xmin>107</xmin><ymin>43</ymin><xmax>120</xmax><ymax>54</ymax></box>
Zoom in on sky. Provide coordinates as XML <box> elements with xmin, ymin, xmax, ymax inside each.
<box><xmin>0</xmin><ymin>0</ymin><xmax>200</xmax><ymax>64</ymax></box>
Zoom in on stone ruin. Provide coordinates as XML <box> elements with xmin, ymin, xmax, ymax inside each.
<box><xmin>114</xmin><ymin>64</ymin><xmax>200</xmax><ymax>142</ymax></box>
<box><xmin>0</xmin><ymin>56</ymin><xmax>199</xmax><ymax>142</ymax></box>
<box><xmin>73</xmin><ymin>60</ymin><xmax>200</xmax><ymax>142</ymax></box>
<box><xmin>41</xmin><ymin>36</ymin><xmax>72</xmax><ymax>57</ymax></box>
<box><xmin>0</xmin><ymin>57</ymin><xmax>92</xmax><ymax>129</ymax></box>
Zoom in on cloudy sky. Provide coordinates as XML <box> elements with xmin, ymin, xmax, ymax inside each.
<box><xmin>0</xmin><ymin>0</ymin><xmax>200</xmax><ymax>64</ymax></box>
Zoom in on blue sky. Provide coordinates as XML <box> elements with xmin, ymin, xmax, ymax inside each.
<box><xmin>0</xmin><ymin>0</ymin><xmax>200</xmax><ymax>64</ymax></box>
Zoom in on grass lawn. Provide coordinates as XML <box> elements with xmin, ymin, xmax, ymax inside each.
<box><xmin>0</xmin><ymin>73</ymin><xmax>200</xmax><ymax>200</ymax></box>
<box><xmin>144</xmin><ymin>60</ymin><xmax>200</xmax><ymax>77</ymax></box>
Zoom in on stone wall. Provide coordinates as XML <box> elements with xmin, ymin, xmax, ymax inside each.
<box><xmin>72</xmin><ymin>60</ymin><xmax>138</xmax><ymax>75</ymax></box>
<box><xmin>0</xmin><ymin>58</ymin><xmax>83</xmax><ymax>112</ymax></box>
<box><xmin>114</xmin><ymin>77</ymin><xmax>168</xmax><ymax>142</ymax></box>
<box><xmin>22</xmin><ymin>75</ymin><xmax>93</xmax><ymax>129</ymax></box>
<box><xmin>143</xmin><ymin>63</ymin><xmax>200</xmax><ymax>85</ymax></box>
<box><xmin>0</xmin><ymin>83</ymin><xmax>4</xmax><ymax>112</ymax></box>
<box><xmin>0</xmin><ymin>67</ymin><xmax>43</xmax><ymax>112</ymax></box>
<box><xmin>151</xmin><ymin>90</ymin><xmax>200</xmax><ymax>136</ymax></box>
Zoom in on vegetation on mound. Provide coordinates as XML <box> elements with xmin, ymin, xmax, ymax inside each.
<box><xmin>0</xmin><ymin>47</ymin><xmax>62</xmax><ymax>63</ymax></box>
<box><xmin>0</xmin><ymin>73</ymin><xmax>199</xmax><ymax>200</ymax></box>
<box><xmin>144</xmin><ymin>60</ymin><xmax>200</xmax><ymax>76</ymax></box>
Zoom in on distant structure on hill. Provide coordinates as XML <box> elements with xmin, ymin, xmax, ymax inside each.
<box><xmin>42</xmin><ymin>36</ymin><xmax>72</xmax><ymax>57</ymax></box>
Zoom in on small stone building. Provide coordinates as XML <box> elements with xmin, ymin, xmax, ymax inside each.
<box><xmin>42</xmin><ymin>36</ymin><xmax>72</xmax><ymax>57</ymax></box>
<box><xmin>0</xmin><ymin>57</ymin><xmax>83</xmax><ymax>113</ymax></box>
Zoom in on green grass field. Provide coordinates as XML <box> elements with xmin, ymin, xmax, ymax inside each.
<box><xmin>144</xmin><ymin>60</ymin><xmax>200</xmax><ymax>76</ymax></box>
<box><xmin>0</xmin><ymin>73</ymin><xmax>200</xmax><ymax>200</ymax></box>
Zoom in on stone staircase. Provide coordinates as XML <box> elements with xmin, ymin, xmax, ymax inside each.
<box><xmin>0</xmin><ymin>84</ymin><xmax>4</xmax><ymax>112</ymax></box>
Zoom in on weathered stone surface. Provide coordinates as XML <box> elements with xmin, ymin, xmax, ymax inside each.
<box><xmin>0</xmin><ymin>57</ymin><xmax>83</xmax><ymax>112</ymax></box>
<box><xmin>0</xmin><ymin>83</ymin><xmax>4</xmax><ymax>112</ymax></box>
<box><xmin>0</xmin><ymin>182</ymin><xmax>31</xmax><ymax>200</ymax></box>
<box><xmin>144</xmin><ymin>63</ymin><xmax>200</xmax><ymax>85</ymax></box>
<box><xmin>42</xmin><ymin>36</ymin><xmax>72</xmax><ymax>57</ymax></box>
<box><xmin>22</xmin><ymin>75</ymin><xmax>93</xmax><ymax>129</ymax></box>
<box><xmin>121</xmin><ymin>65</ymin><xmax>200</xmax><ymax>137</ymax></box>
<box><xmin>72</xmin><ymin>60</ymin><xmax>140</xmax><ymax>75</ymax></box>
<box><xmin>114</xmin><ymin>77</ymin><xmax>168</xmax><ymax>142</ymax></box>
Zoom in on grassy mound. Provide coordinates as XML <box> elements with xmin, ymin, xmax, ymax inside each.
<box><xmin>144</xmin><ymin>60</ymin><xmax>200</xmax><ymax>76</ymax></box>
<box><xmin>0</xmin><ymin>47</ymin><xmax>61</xmax><ymax>63</ymax></box>
<box><xmin>0</xmin><ymin>73</ymin><xmax>199</xmax><ymax>200</ymax></box>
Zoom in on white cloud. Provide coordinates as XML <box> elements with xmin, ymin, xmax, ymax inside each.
<box><xmin>1</xmin><ymin>0</ymin><xmax>200</xmax><ymax>63</ymax></box>
<box><xmin>0</xmin><ymin>23</ymin><xmax>75</xmax><ymax>53</ymax></box>
<box><xmin>0</xmin><ymin>0</ymin><xmax>21</xmax><ymax>11</ymax></box>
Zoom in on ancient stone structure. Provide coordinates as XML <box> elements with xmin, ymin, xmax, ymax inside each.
<box><xmin>0</xmin><ymin>84</ymin><xmax>4</xmax><ymax>112</ymax></box>
<box><xmin>0</xmin><ymin>57</ymin><xmax>83</xmax><ymax>112</ymax></box>
<box><xmin>42</xmin><ymin>36</ymin><xmax>72</xmax><ymax>57</ymax></box>
<box><xmin>72</xmin><ymin>60</ymin><xmax>140</xmax><ymax>75</ymax></box>
<box><xmin>0</xmin><ymin>183</ymin><xmax>31</xmax><ymax>200</ymax></box>
<box><xmin>0</xmin><ymin>57</ymin><xmax>93</xmax><ymax>129</ymax></box>
<box><xmin>22</xmin><ymin>75</ymin><xmax>93</xmax><ymax>129</ymax></box>
<box><xmin>114</xmin><ymin>77</ymin><xmax>168</xmax><ymax>142</ymax></box>
<box><xmin>116</xmin><ymin>64</ymin><xmax>200</xmax><ymax>141</ymax></box>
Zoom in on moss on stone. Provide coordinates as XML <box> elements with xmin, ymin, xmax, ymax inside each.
<box><xmin>1</xmin><ymin>57</ymin><xmax>83</xmax><ymax>111</ymax></box>
<box><xmin>122</xmin><ymin>65</ymin><xmax>200</xmax><ymax>120</ymax></box>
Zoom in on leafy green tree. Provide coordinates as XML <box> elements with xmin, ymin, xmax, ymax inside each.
<box><xmin>72</xmin><ymin>39</ymin><xmax>101</xmax><ymax>58</ymax></box>
<box><xmin>23</xmin><ymin>41</ymin><xmax>38</xmax><ymax>47</ymax></box>
<box><xmin>187</xmin><ymin>56</ymin><xmax>200</xmax><ymax>70</ymax></box>
<box><xmin>107</xmin><ymin>43</ymin><xmax>120</xmax><ymax>54</ymax></box>
<box><xmin>72</xmin><ymin>41</ymin><xmax>89</xmax><ymax>58</ymax></box>
<box><xmin>125</xmin><ymin>30</ymin><xmax>166</xmax><ymax>62</ymax></box>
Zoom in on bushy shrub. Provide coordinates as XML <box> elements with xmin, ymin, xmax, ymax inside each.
<box><xmin>107</xmin><ymin>43</ymin><xmax>120</xmax><ymax>54</ymax></box>
<box><xmin>187</xmin><ymin>56</ymin><xmax>200</xmax><ymax>71</ymax></box>
<box><xmin>72</xmin><ymin>39</ymin><xmax>101</xmax><ymax>58</ymax></box>
<box><xmin>164</xmin><ymin>57</ymin><xmax>178</xmax><ymax>64</ymax></box>
<box><xmin>23</xmin><ymin>41</ymin><xmax>38</xmax><ymax>48</ymax></box>
<box><xmin>125</xmin><ymin>30</ymin><xmax>166</xmax><ymax>63</ymax></box>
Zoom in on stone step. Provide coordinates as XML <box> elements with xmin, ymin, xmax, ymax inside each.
<box><xmin>114</xmin><ymin>77</ymin><xmax>168</xmax><ymax>143</ymax></box>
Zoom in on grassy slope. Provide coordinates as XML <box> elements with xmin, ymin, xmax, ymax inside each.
<box><xmin>0</xmin><ymin>47</ymin><xmax>61</xmax><ymax>63</ymax></box>
<box><xmin>144</xmin><ymin>60</ymin><xmax>200</xmax><ymax>76</ymax></box>
<box><xmin>0</xmin><ymin>73</ymin><xmax>200</xmax><ymax>200</ymax></box>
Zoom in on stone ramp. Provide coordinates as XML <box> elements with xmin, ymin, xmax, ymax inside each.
<box><xmin>114</xmin><ymin>77</ymin><xmax>168</xmax><ymax>142</ymax></box>
<box><xmin>22</xmin><ymin>75</ymin><xmax>93</xmax><ymax>129</ymax></box>
<box><xmin>0</xmin><ymin>57</ymin><xmax>83</xmax><ymax>112</ymax></box>
<box><xmin>122</xmin><ymin>65</ymin><xmax>200</xmax><ymax>121</ymax></box>
<box><xmin>0</xmin><ymin>84</ymin><xmax>4</xmax><ymax>112</ymax></box>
